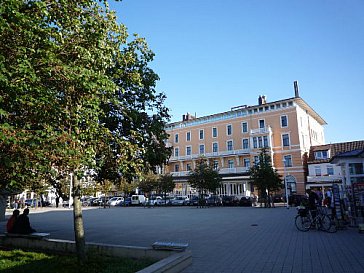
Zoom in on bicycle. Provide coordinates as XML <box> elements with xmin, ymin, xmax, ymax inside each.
<box><xmin>295</xmin><ymin>206</ymin><xmax>336</xmax><ymax>233</ymax></box>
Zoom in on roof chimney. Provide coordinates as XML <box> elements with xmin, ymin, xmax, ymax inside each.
<box><xmin>294</xmin><ymin>81</ymin><xmax>299</xmax><ymax>97</ymax></box>
<box><xmin>258</xmin><ymin>95</ymin><xmax>262</xmax><ymax>105</ymax></box>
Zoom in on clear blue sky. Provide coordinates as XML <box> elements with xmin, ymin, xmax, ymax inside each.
<box><xmin>111</xmin><ymin>0</ymin><xmax>363</xmax><ymax>144</ymax></box>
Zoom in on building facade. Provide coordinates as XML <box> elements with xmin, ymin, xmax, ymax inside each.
<box><xmin>165</xmin><ymin>85</ymin><xmax>326</xmax><ymax>198</ymax></box>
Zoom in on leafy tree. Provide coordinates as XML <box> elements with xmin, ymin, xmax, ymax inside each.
<box><xmin>249</xmin><ymin>148</ymin><xmax>283</xmax><ymax>206</ymax></box>
<box><xmin>0</xmin><ymin>0</ymin><xmax>170</xmax><ymax>263</ymax></box>
<box><xmin>138</xmin><ymin>172</ymin><xmax>158</xmax><ymax>198</ymax></box>
<box><xmin>156</xmin><ymin>174</ymin><xmax>175</xmax><ymax>205</ymax></box>
<box><xmin>188</xmin><ymin>158</ymin><xmax>222</xmax><ymax>206</ymax></box>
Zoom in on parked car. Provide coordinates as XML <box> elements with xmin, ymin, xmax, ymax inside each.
<box><xmin>273</xmin><ymin>194</ymin><xmax>285</xmax><ymax>203</ymax></box>
<box><xmin>120</xmin><ymin>197</ymin><xmax>131</xmax><ymax>206</ymax></box>
<box><xmin>146</xmin><ymin>196</ymin><xmax>163</xmax><ymax>206</ymax></box>
<box><xmin>206</xmin><ymin>195</ymin><xmax>222</xmax><ymax>206</ymax></box>
<box><xmin>288</xmin><ymin>194</ymin><xmax>307</xmax><ymax>206</ymax></box>
<box><xmin>239</xmin><ymin>196</ymin><xmax>252</xmax><ymax>207</ymax></box>
<box><xmin>107</xmin><ymin>197</ymin><xmax>124</xmax><ymax>206</ymax></box>
<box><xmin>189</xmin><ymin>196</ymin><xmax>199</xmax><ymax>206</ymax></box>
<box><xmin>25</xmin><ymin>199</ymin><xmax>50</xmax><ymax>207</ymax></box>
<box><xmin>221</xmin><ymin>195</ymin><xmax>239</xmax><ymax>206</ymax></box>
<box><xmin>131</xmin><ymin>195</ymin><xmax>146</xmax><ymax>205</ymax></box>
<box><xmin>98</xmin><ymin>196</ymin><xmax>112</xmax><ymax>207</ymax></box>
<box><xmin>171</xmin><ymin>196</ymin><xmax>190</xmax><ymax>206</ymax></box>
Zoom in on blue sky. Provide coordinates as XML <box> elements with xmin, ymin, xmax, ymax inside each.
<box><xmin>111</xmin><ymin>0</ymin><xmax>363</xmax><ymax>144</ymax></box>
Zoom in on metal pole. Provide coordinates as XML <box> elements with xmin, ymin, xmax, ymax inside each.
<box><xmin>69</xmin><ymin>173</ymin><xmax>73</xmax><ymax>209</ymax></box>
<box><xmin>283</xmin><ymin>159</ymin><xmax>289</xmax><ymax>209</ymax></box>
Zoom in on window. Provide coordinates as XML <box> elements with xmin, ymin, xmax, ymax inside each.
<box><xmin>263</xmin><ymin>136</ymin><xmax>269</xmax><ymax>147</ymax></box>
<box><xmin>242</xmin><ymin>122</ymin><xmax>248</xmax><ymax>133</ymax></box>
<box><xmin>213</xmin><ymin>160</ymin><xmax>219</xmax><ymax>170</ymax></box>
<box><xmin>244</xmin><ymin>158</ymin><xmax>250</xmax><ymax>168</ymax></box>
<box><xmin>199</xmin><ymin>129</ymin><xmax>204</xmax><ymax>140</ymax></box>
<box><xmin>186</xmin><ymin>146</ymin><xmax>192</xmax><ymax>156</ymax></box>
<box><xmin>315</xmin><ymin>166</ymin><xmax>321</xmax><ymax>176</ymax></box>
<box><xmin>199</xmin><ymin>144</ymin><xmax>205</xmax><ymax>154</ymax></box>
<box><xmin>227</xmin><ymin>140</ymin><xmax>233</xmax><ymax>151</ymax></box>
<box><xmin>174</xmin><ymin>134</ymin><xmax>179</xmax><ymax>143</ymax></box>
<box><xmin>228</xmin><ymin>160</ymin><xmax>234</xmax><ymax>168</ymax></box>
<box><xmin>242</xmin><ymin>138</ymin><xmax>249</xmax><ymax>149</ymax></box>
<box><xmin>314</xmin><ymin>150</ymin><xmax>329</xmax><ymax>160</ymax></box>
<box><xmin>253</xmin><ymin>137</ymin><xmax>258</xmax><ymax>149</ymax></box>
<box><xmin>258</xmin><ymin>137</ymin><xmax>263</xmax><ymax>148</ymax></box>
<box><xmin>259</xmin><ymin>119</ymin><xmax>265</xmax><ymax>129</ymax></box>
<box><xmin>212</xmin><ymin>127</ymin><xmax>218</xmax><ymax>138</ymax></box>
<box><xmin>282</xmin><ymin>134</ymin><xmax>290</xmax><ymax>147</ymax></box>
<box><xmin>327</xmin><ymin>166</ymin><xmax>334</xmax><ymax>176</ymax></box>
<box><xmin>284</xmin><ymin>155</ymin><xmax>292</xmax><ymax>167</ymax></box>
<box><xmin>186</xmin><ymin>131</ymin><xmax>191</xmax><ymax>141</ymax></box>
<box><xmin>254</xmin><ymin>156</ymin><xmax>259</xmax><ymax>165</ymax></box>
<box><xmin>213</xmin><ymin>142</ymin><xmax>218</xmax><ymax>153</ymax></box>
<box><xmin>227</xmin><ymin>124</ymin><xmax>232</xmax><ymax>136</ymax></box>
<box><xmin>281</xmin><ymin>115</ymin><xmax>288</xmax><ymax>127</ymax></box>
<box><xmin>186</xmin><ymin>163</ymin><xmax>191</xmax><ymax>171</ymax></box>
<box><xmin>174</xmin><ymin>147</ymin><xmax>179</xmax><ymax>157</ymax></box>
<box><xmin>349</xmin><ymin>163</ymin><xmax>364</xmax><ymax>175</ymax></box>
<box><xmin>174</xmin><ymin>164</ymin><xmax>179</xmax><ymax>172</ymax></box>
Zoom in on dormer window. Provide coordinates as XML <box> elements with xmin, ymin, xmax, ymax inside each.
<box><xmin>314</xmin><ymin>150</ymin><xmax>330</xmax><ymax>160</ymax></box>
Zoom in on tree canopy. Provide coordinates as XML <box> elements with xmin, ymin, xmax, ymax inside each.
<box><xmin>188</xmin><ymin>158</ymin><xmax>222</xmax><ymax>197</ymax></box>
<box><xmin>249</xmin><ymin>148</ymin><xmax>283</xmax><ymax>200</ymax></box>
<box><xmin>0</xmin><ymin>0</ymin><xmax>171</xmax><ymax>261</ymax></box>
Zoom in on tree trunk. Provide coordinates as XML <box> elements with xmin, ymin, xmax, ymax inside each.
<box><xmin>73</xmin><ymin>175</ymin><xmax>86</xmax><ymax>263</ymax></box>
<box><xmin>0</xmin><ymin>194</ymin><xmax>7</xmax><ymax>221</ymax></box>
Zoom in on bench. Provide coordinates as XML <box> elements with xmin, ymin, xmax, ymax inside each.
<box><xmin>152</xmin><ymin>241</ymin><xmax>188</xmax><ymax>251</ymax></box>
<box><xmin>5</xmin><ymin>232</ymin><xmax>50</xmax><ymax>240</ymax></box>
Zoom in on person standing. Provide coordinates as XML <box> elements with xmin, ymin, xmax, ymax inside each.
<box><xmin>6</xmin><ymin>209</ymin><xmax>20</xmax><ymax>233</ymax></box>
<box><xmin>12</xmin><ymin>208</ymin><xmax>36</xmax><ymax>234</ymax></box>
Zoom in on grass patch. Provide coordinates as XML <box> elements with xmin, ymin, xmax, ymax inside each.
<box><xmin>0</xmin><ymin>249</ymin><xmax>155</xmax><ymax>273</ymax></box>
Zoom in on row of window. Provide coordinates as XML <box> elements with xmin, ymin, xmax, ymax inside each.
<box><xmin>173</xmin><ymin>134</ymin><xmax>291</xmax><ymax>157</ymax></box>
<box><xmin>173</xmin><ymin>154</ymin><xmax>293</xmax><ymax>172</ymax></box>
<box><xmin>174</xmin><ymin>116</ymin><xmax>289</xmax><ymax>143</ymax></box>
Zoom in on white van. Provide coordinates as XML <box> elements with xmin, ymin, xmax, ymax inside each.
<box><xmin>131</xmin><ymin>195</ymin><xmax>146</xmax><ymax>205</ymax></box>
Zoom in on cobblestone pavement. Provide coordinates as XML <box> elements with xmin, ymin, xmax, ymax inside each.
<box><xmin>2</xmin><ymin>205</ymin><xmax>364</xmax><ymax>273</ymax></box>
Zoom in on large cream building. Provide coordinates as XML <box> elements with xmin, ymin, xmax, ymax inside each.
<box><xmin>165</xmin><ymin>83</ymin><xmax>326</xmax><ymax>198</ymax></box>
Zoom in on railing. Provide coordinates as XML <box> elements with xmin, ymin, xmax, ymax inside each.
<box><xmin>307</xmin><ymin>175</ymin><xmax>342</xmax><ymax>183</ymax></box>
<box><xmin>169</xmin><ymin>149</ymin><xmax>250</xmax><ymax>162</ymax></box>
<box><xmin>171</xmin><ymin>167</ymin><xmax>249</xmax><ymax>177</ymax></box>
<box><xmin>250</xmin><ymin>126</ymin><xmax>272</xmax><ymax>135</ymax></box>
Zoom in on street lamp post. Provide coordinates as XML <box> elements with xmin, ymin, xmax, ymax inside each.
<box><xmin>283</xmin><ymin>159</ymin><xmax>289</xmax><ymax>209</ymax></box>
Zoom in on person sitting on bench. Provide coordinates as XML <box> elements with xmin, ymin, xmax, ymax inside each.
<box><xmin>6</xmin><ymin>209</ymin><xmax>20</xmax><ymax>233</ymax></box>
<box><xmin>12</xmin><ymin>208</ymin><xmax>36</xmax><ymax>234</ymax></box>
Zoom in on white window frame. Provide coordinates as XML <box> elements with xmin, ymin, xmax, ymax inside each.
<box><xmin>186</xmin><ymin>146</ymin><xmax>192</xmax><ymax>156</ymax></box>
<box><xmin>242</xmin><ymin>138</ymin><xmax>249</xmax><ymax>149</ymax></box>
<box><xmin>212</xmin><ymin>142</ymin><xmax>218</xmax><ymax>153</ymax></box>
<box><xmin>281</xmin><ymin>115</ymin><xmax>288</xmax><ymax>128</ymax></box>
<box><xmin>259</xmin><ymin>119</ymin><xmax>265</xmax><ymax>129</ymax></box>
<box><xmin>212</xmin><ymin>127</ymin><xmax>218</xmax><ymax>138</ymax></box>
<box><xmin>282</xmin><ymin>133</ymin><xmax>290</xmax><ymax>147</ymax></box>
<box><xmin>242</xmin><ymin>122</ymin><xmax>248</xmax><ymax>133</ymax></box>
<box><xmin>175</xmin><ymin>134</ymin><xmax>179</xmax><ymax>143</ymax></box>
<box><xmin>227</xmin><ymin>140</ymin><xmax>234</xmax><ymax>151</ymax></box>
<box><xmin>227</xmin><ymin>124</ymin><xmax>232</xmax><ymax>136</ymax></box>
<box><xmin>186</xmin><ymin>131</ymin><xmax>191</xmax><ymax>141</ymax></box>
<box><xmin>199</xmin><ymin>129</ymin><xmax>204</xmax><ymax>140</ymax></box>
<box><xmin>284</xmin><ymin>155</ymin><xmax>292</xmax><ymax>167</ymax></box>
<box><xmin>199</xmin><ymin>144</ymin><xmax>205</xmax><ymax>154</ymax></box>
<box><xmin>174</xmin><ymin>147</ymin><xmax>179</xmax><ymax>157</ymax></box>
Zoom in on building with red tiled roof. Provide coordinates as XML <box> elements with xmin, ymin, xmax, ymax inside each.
<box><xmin>307</xmin><ymin>140</ymin><xmax>364</xmax><ymax>192</ymax></box>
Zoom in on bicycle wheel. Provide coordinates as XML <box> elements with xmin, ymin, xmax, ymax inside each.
<box><xmin>325</xmin><ymin>216</ymin><xmax>338</xmax><ymax>233</ymax></box>
<box><xmin>319</xmin><ymin>215</ymin><xmax>334</xmax><ymax>232</ymax></box>
<box><xmin>295</xmin><ymin>215</ymin><xmax>311</xmax><ymax>231</ymax></box>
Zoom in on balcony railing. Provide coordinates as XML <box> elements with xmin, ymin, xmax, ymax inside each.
<box><xmin>307</xmin><ymin>175</ymin><xmax>342</xmax><ymax>183</ymax></box>
<box><xmin>169</xmin><ymin>148</ymin><xmax>251</xmax><ymax>162</ymax></box>
<box><xmin>250</xmin><ymin>126</ymin><xmax>272</xmax><ymax>135</ymax></box>
<box><xmin>170</xmin><ymin>167</ymin><xmax>249</xmax><ymax>177</ymax></box>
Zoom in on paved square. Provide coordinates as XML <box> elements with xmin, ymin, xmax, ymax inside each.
<box><xmin>2</xmin><ymin>206</ymin><xmax>364</xmax><ymax>273</ymax></box>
